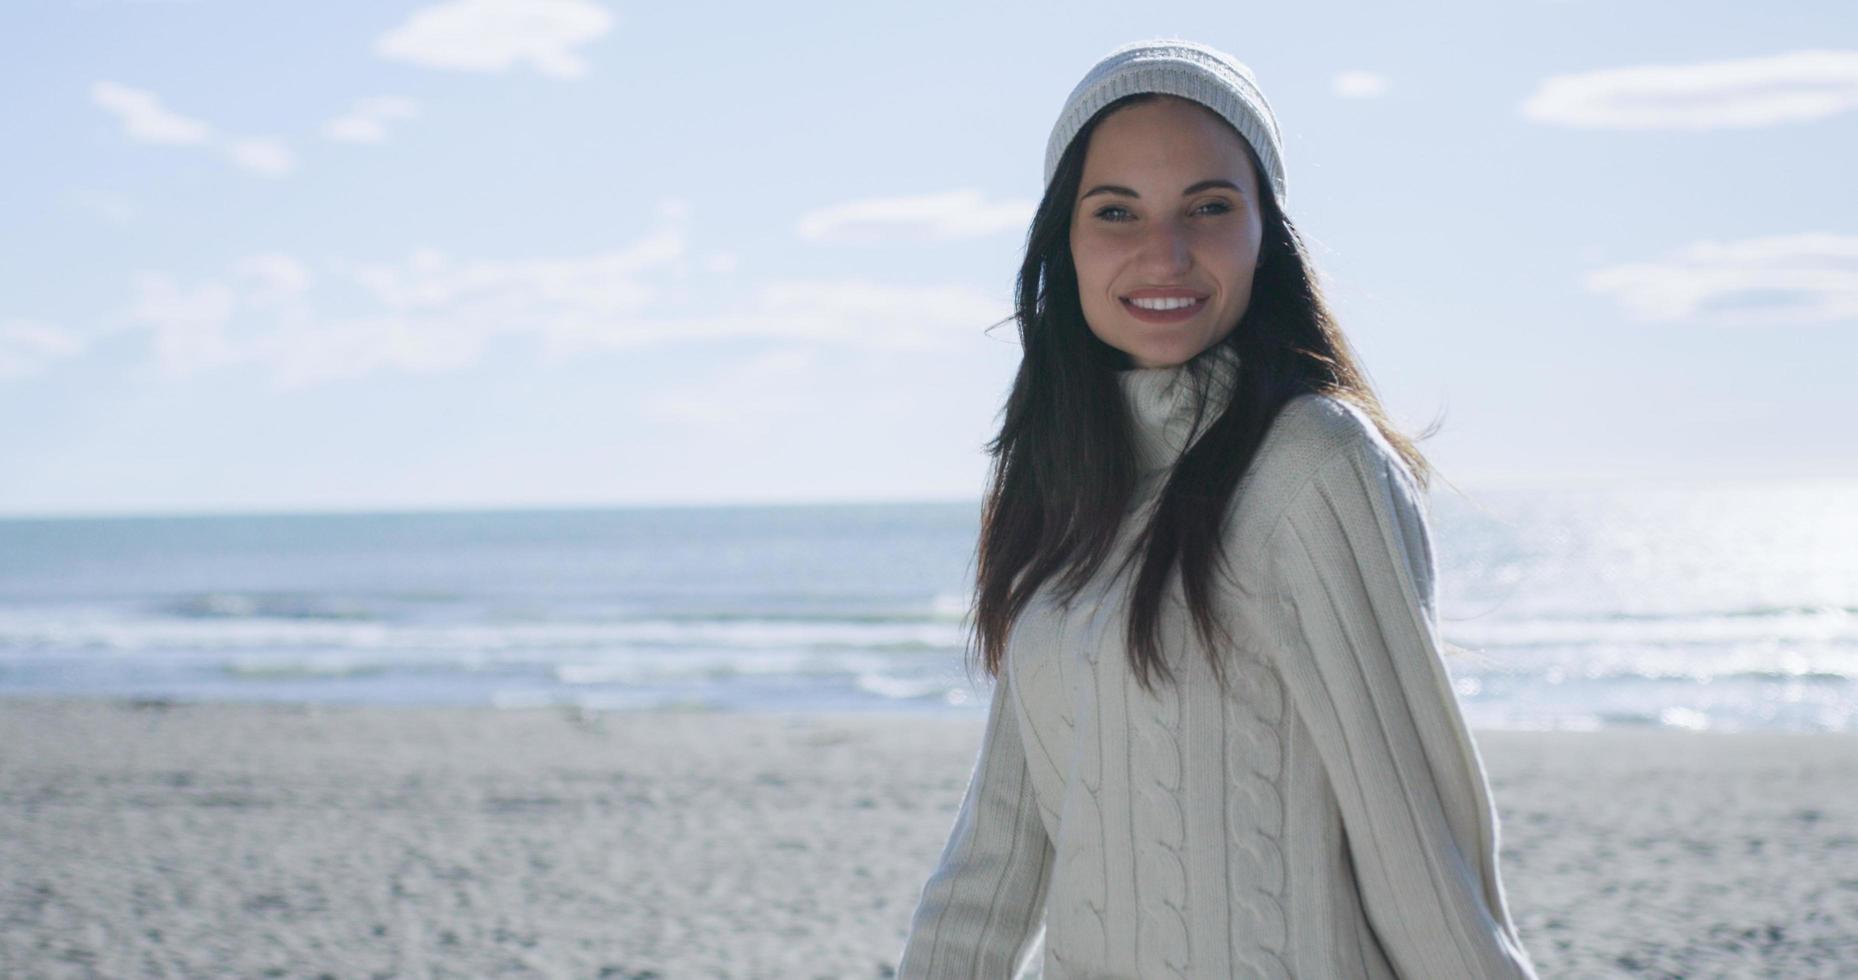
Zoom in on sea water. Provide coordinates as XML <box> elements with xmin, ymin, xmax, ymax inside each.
<box><xmin>1</xmin><ymin>480</ymin><xmax>1853</xmax><ymax>732</ymax></box>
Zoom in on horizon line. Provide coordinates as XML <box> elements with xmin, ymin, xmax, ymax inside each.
<box><xmin>5</xmin><ymin>473</ymin><xmax>1857</xmax><ymax>523</ymax></box>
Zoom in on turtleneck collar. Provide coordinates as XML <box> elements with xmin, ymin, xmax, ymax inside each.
<box><xmin>1114</xmin><ymin>342</ymin><xmax>1243</xmax><ymax>475</ymax></box>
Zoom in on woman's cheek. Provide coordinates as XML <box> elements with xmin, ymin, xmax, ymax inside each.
<box><xmin>1073</xmin><ymin>244</ymin><xmax>1114</xmax><ymax>293</ymax></box>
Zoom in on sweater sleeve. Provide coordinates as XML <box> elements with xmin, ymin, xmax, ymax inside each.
<box><xmin>895</xmin><ymin>664</ymin><xmax>1053</xmax><ymax>979</ymax></box>
<box><xmin>1256</xmin><ymin>432</ymin><xmax>1539</xmax><ymax>980</ymax></box>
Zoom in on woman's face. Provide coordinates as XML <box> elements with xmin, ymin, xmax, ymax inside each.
<box><xmin>1069</xmin><ymin>97</ymin><xmax>1265</xmax><ymax>369</ymax></box>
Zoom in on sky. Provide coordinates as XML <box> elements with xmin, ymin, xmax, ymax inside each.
<box><xmin>2</xmin><ymin>0</ymin><xmax>1855</xmax><ymax>517</ymax></box>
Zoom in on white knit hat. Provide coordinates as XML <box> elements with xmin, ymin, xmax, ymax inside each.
<box><xmin>1043</xmin><ymin>39</ymin><xmax>1289</xmax><ymax>209</ymax></box>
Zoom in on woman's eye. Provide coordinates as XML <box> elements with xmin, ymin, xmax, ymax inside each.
<box><xmin>1093</xmin><ymin>201</ymin><xmax>1234</xmax><ymax>223</ymax></box>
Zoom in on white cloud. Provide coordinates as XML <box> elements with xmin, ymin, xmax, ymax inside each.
<box><xmin>256</xmin><ymin>234</ymin><xmax>679</xmax><ymax>386</ymax></box>
<box><xmin>1584</xmin><ymin>233</ymin><xmax>1858</xmax><ymax>325</ymax></box>
<box><xmin>245</xmin><ymin>312</ymin><xmax>488</xmax><ymax>387</ymax></box>
<box><xmin>225</xmin><ymin>138</ymin><xmax>295</xmax><ymax>177</ymax></box>
<box><xmin>1522</xmin><ymin>50</ymin><xmax>1858</xmax><ymax>129</ymax></box>
<box><xmin>735</xmin><ymin>279</ymin><xmax>1004</xmax><ymax>348</ymax></box>
<box><xmin>795</xmin><ymin>189</ymin><xmax>1035</xmax><ymax>244</ymax></box>
<box><xmin>1332</xmin><ymin>70</ymin><xmax>1389</xmax><ymax>99</ymax></box>
<box><xmin>343</xmin><ymin>233</ymin><xmax>674</xmax><ymax>317</ymax></box>
<box><xmin>90</xmin><ymin>81</ymin><xmax>210</xmax><ymax>144</ymax></box>
<box><xmin>542</xmin><ymin>277</ymin><xmax>1007</xmax><ymax>356</ymax></box>
<box><xmin>0</xmin><ymin>319</ymin><xmax>87</xmax><ymax>379</ymax></box>
<box><xmin>90</xmin><ymin>80</ymin><xmax>295</xmax><ymax>177</ymax></box>
<box><xmin>123</xmin><ymin>272</ymin><xmax>240</xmax><ymax>375</ymax></box>
<box><xmin>322</xmin><ymin>96</ymin><xmax>420</xmax><ymax>143</ymax></box>
<box><xmin>96</xmin><ymin>202</ymin><xmax>1008</xmax><ymax>388</ymax></box>
<box><xmin>234</xmin><ymin>253</ymin><xmax>315</xmax><ymax>309</ymax></box>
<box><xmin>116</xmin><ymin>258</ymin><xmax>499</xmax><ymax>387</ymax></box>
<box><xmin>374</xmin><ymin>0</ymin><xmax>615</xmax><ymax>78</ymax></box>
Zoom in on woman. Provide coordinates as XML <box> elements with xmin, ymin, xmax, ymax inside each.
<box><xmin>896</xmin><ymin>39</ymin><xmax>1541</xmax><ymax>979</ymax></box>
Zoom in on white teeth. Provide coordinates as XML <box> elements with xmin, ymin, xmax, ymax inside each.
<box><xmin>1128</xmin><ymin>296</ymin><xmax>1200</xmax><ymax>311</ymax></box>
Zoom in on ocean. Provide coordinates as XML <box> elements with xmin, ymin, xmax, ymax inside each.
<box><xmin>1</xmin><ymin>481</ymin><xmax>1854</xmax><ymax>733</ymax></box>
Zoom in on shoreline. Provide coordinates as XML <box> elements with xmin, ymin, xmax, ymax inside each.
<box><xmin>3</xmin><ymin>697</ymin><xmax>1854</xmax><ymax>976</ymax></box>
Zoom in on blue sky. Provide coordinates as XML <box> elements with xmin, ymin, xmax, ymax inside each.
<box><xmin>3</xmin><ymin>0</ymin><xmax>1855</xmax><ymax>517</ymax></box>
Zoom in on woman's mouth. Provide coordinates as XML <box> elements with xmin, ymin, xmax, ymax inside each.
<box><xmin>1121</xmin><ymin>295</ymin><xmax>1208</xmax><ymax>324</ymax></box>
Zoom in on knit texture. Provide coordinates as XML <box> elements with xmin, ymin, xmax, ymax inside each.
<box><xmin>1043</xmin><ymin>39</ymin><xmax>1289</xmax><ymax>208</ymax></box>
<box><xmin>896</xmin><ymin>343</ymin><xmax>1540</xmax><ymax>978</ymax></box>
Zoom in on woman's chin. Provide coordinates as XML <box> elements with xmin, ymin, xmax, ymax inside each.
<box><xmin>1122</xmin><ymin>338</ymin><xmax>1205</xmax><ymax>370</ymax></box>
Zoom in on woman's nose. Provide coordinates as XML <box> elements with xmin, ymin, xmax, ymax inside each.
<box><xmin>1138</xmin><ymin>218</ymin><xmax>1193</xmax><ymax>272</ymax></box>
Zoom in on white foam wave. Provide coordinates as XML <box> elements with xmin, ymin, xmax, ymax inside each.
<box><xmin>0</xmin><ymin>611</ymin><xmax>967</xmax><ymax>656</ymax></box>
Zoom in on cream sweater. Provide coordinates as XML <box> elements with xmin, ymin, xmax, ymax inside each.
<box><xmin>897</xmin><ymin>343</ymin><xmax>1539</xmax><ymax>979</ymax></box>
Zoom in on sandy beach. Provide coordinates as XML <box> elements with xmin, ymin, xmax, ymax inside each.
<box><xmin>2</xmin><ymin>698</ymin><xmax>1855</xmax><ymax>978</ymax></box>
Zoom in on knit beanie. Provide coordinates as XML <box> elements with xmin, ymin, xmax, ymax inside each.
<box><xmin>1043</xmin><ymin>39</ymin><xmax>1288</xmax><ymax>209</ymax></box>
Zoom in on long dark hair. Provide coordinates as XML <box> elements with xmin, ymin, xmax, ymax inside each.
<box><xmin>970</xmin><ymin>92</ymin><xmax>1439</xmax><ymax>696</ymax></box>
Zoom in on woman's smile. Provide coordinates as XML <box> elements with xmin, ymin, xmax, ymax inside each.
<box><xmin>1121</xmin><ymin>295</ymin><xmax>1209</xmax><ymax>323</ymax></box>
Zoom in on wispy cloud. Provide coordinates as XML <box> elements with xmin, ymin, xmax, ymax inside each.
<box><xmin>0</xmin><ymin>320</ymin><xmax>87</xmax><ymax>379</ymax></box>
<box><xmin>122</xmin><ymin>272</ymin><xmax>240</xmax><ymax>374</ymax></box>
<box><xmin>233</xmin><ymin>253</ymin><xmax>315</xmax><ymax>306</ymax></box>
<box><xmin>374</xmin><ymin>0</ymin><xmax>616</xmax><ymax>78</ymax></box>
<box><xmin>89</xmin><ymin>81</ymin><xmax>210</xmax><ymax>144</ymax></box>
<box><xmin>795</xmin><ymin>189</ymin><xmax>1035</xmax><ymax>244</ymax></box>
<box><xmin>225</xmin><ymin>139</ymin><xmax>294</xmax><ymax>177</ymax></box>
<box><xmin>1522</xmin><ymin>50</ymin><xmax>1858</xmax><ymax>129</ymax></box>
<box><xmin>555</xmin><ymin>278</ymin><xmax>1006</xmax><ymax>355</ymax></box>
<box><xmin>110</xmin><ymin>232</ymin><xmax>676</xmax><ymax>387</ymax></box>
<box><xmin>1585</xmin><ymin>233</ymin><xmax>1858</xmax><ymax>325</ymax></box>
<box><xmin>1331</xmin><ymin>70</ymin><xmax>1389</xmax><ymax>99</ymax></box>
<box><xmin>90</xmin><ymin>81</ymin><xmax>296</xmax><ymax>176</ymax></box>
<box><xmin>86</xmin><ymin>202</ymin><xmax>1007</xmax><ymax>389</ymax></box>
<box><xmin>322</xmin><ymin>96</ymin><xmax>420</xmax><ymax>143</ymax></box>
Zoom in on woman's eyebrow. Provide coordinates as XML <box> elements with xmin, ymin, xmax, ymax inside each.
<box><xmin>1079</xmin><ymin>178</ymin><xmax>1243</xmax><ymax>200</ymax></box>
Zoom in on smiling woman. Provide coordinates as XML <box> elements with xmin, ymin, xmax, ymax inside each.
<box><xmin>895</xmin><ymin>38</ymin><xmax>1543</xmax><ymax>979</ymax></box>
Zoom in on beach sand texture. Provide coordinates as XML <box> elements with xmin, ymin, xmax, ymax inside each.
<box><xmin>2</xmin><ymin>699</ymin><xmax>1856</xmax><ymax>978</ymax></box>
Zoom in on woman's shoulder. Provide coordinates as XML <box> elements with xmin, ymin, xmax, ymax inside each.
<box><xmin>1222</xmin><ymin>392</ymin><xmax>1417</xmax><ymax>557</ymax></box>
<box><xmin>1265</xmin><ymin>390</ymin><xmax>1388</xmax><ymax>464</ymax></box>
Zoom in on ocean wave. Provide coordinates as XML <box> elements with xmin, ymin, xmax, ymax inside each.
<box><xmin>160</xmin><ymin>592</ymin><xmax>384</xmax><ymax>622</ymax></box>
<box><xmin>0</xmin><ymin>612</ymin><xmax>969</xmax><ymax>656</ymax></box>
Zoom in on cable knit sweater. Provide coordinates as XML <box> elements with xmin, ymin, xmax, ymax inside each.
<box><xmin>896</xmin><ymin>343</ymin><xmax>1539</xmax><ymax>979</ymax></box>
